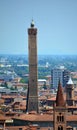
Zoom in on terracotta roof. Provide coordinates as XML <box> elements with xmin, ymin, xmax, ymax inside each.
<box><xmin>1</xmin><ymin>95</ymin><xmax>26</xmax><ymax>99</ymax></box>
<box><xmin>56</xmin><ymin>80</ymin><xmax>65</xmax><ymax>107</ymax></box>
<box><xmin>5</xmin><ymin>111</ymin><xmax>18</xmax><ymax>116</ymax></box>
<box><xmin>0</xmin><ymin>110</ymin><xmax>4</xmax><ymax>114</ymax></box>
<box><xmin>6</xmin><ymin>126</ymin><xmax>28</xmax><ymax>130</ymax></box>
<box><xmin>13</xmin><ymin>113</ymin><xmax>77</xmax><ymax>122</ymax></box>
<box><xmin>67</xmin><ymin>115</ymin><xmax>77</xmax><ymax>121</ymax></box>
<box><xmin>47</xmin><ymin>94</ymin><xmax>66</xmax><ymax>101</ymax></box>
<box><xmin>0</xmin><ymin>114</ymin><xmax>9</xmax><ymax>121</ymax></box>
<box><xmin>67</xmin><ymin>105</ymin><xmax>77</xmax><ymax>109</ymax></box>
<box><xmin>0</xmin><ymin>99</ymin><xmax>4</xmax><ymax>104</ymax></box>
<box><xmin>47</xmin><ymin>96</ymin><xmax>56</xmax><ymax>101</ymax></box>
<box><xmin>2</xmin><ymin>95</ymin><xmax>17</xmax><ymax>99</ymax></box>
<box><xmin>40</xmin><ymin>127</ymin><xmax>53</xmax><ymax>130</ymax></box>
<box><xmin>39</xmin><ymin>96</ymin><xmax>47</xmax><ymax>100</ymax></box>
<box><xmin>13</xmin><ymin>113</ymin><xmax>53</xmax><ymax>122</ymax></box>
<box><xmin>74</xmin><ymin>96</ymin><xmax>77</xmax><ymax>101</ymax></box>
<box><xmin>0</xmin><ymin>112</ymin><xmax>75</xmax><ymax>123</ymax></box>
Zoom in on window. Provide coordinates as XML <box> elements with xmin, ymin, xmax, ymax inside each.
<box><xmin>57</xmin><ymin>116</ymin><xmax>59</xmax><ymax>122</ymax></box>
<box><xmin>62</xmin><ymin>116</ymin><xmax>64</xmax><ymax>122</ymax></box>
<box><xmin>58</xmin><ymin>126</ymin><xmax>63</xmax><ymax>130</ymax></box>
<box><xmin>57</xmin><ymin>113</ymin><xmax>64</xmax><ymax>122</ymax></box>
<box><xmin>19</xmin><ymin>128</ymin><xmax>22</xmax><ymax>130</ymax></box>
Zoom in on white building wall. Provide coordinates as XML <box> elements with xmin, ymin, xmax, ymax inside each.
<box><xmin>52</xmin><ymin>69</ymin><xmax>63</xmax><ymax>88</ymax></box>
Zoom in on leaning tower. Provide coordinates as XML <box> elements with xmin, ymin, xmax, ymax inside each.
<box><xmin>26</xmin><ymin>20</ymin><xmax>38</xmax><ymax>113</ymax></box>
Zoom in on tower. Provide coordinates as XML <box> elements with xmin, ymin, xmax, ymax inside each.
<box><xmin>66</xmin><ymin>77</ymin><xmax>74</xmax><ymax>106</ymax></box>
<box><xmin>53</xmin><ymin>80</ymin><xmax>66</xmax><ymax>130</ymax></box>
<box><xmin>27</xmin><ymin>20</ymin><xmax>38</xmax><ymax>112</ymax></box>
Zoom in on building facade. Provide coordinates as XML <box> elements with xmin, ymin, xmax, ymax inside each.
<box><xmin>51</xmin><ymin>66</ymin><xmax>70</xmax><ymax>89</ymax></box>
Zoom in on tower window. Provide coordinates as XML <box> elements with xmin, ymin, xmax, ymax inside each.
<box><xmin>57</xmin><ymin>116</ymin><xmax>59</xmax><ymax>122</ymax></box>
<box><xmin>19</xmin><ymin>128</ymin><xmax>22</xmax><ymax>130</ymax></box>
<box><xmin>58</xmin><ymin>126</ymin><xmax>63</xmax><ymax>130</ymax></box>
<box><xmin>60</xmin><ymin>116</ymin><xmax>62</xmax><ymax>122</ymax></box>
<box><xmin>62</xmin><ymin>116</ymin><xmax>64</xmax><ymax>122</ymax></box>
<box><xmin>57</xmin><ymin>113</ymin><xmax>64</xmax><ymax>122</ymax></box>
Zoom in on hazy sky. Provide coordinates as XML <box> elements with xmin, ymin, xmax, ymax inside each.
<box><xmin>0</xmin><ymin>0</ymin><xmax>77</xmax><ymax>55</ymax></box>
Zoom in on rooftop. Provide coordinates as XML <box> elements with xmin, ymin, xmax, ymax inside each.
<box><xmin>67</xmin><ymin>77</ymin><xmax>74</xmax><ymax>85</ymax></box>
<box><xmin>12</xmin><ymin>113</ymin><xmax>77</xmax><ymax>122</ymax></box>
<box><xmin>56</xmin><ymin>80</ymin><xmax>65</xmax><ymax>107</ymax></box>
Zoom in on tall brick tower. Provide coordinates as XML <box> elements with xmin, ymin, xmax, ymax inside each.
<box><xmin>53</xmin><ymin>80</ymin><xmax>67</xmax><ymax>130</ymax></box>
<box><xmin>27</xmin><ymin>20</ymin><xmax>38</xmax><ymax>113</ymax></box>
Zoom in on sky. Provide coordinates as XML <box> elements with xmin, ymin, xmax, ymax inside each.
<box><xmin>0</xmin><ymin>0</ymin><xmax>77</xmax><ymax>55</ymax></box>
